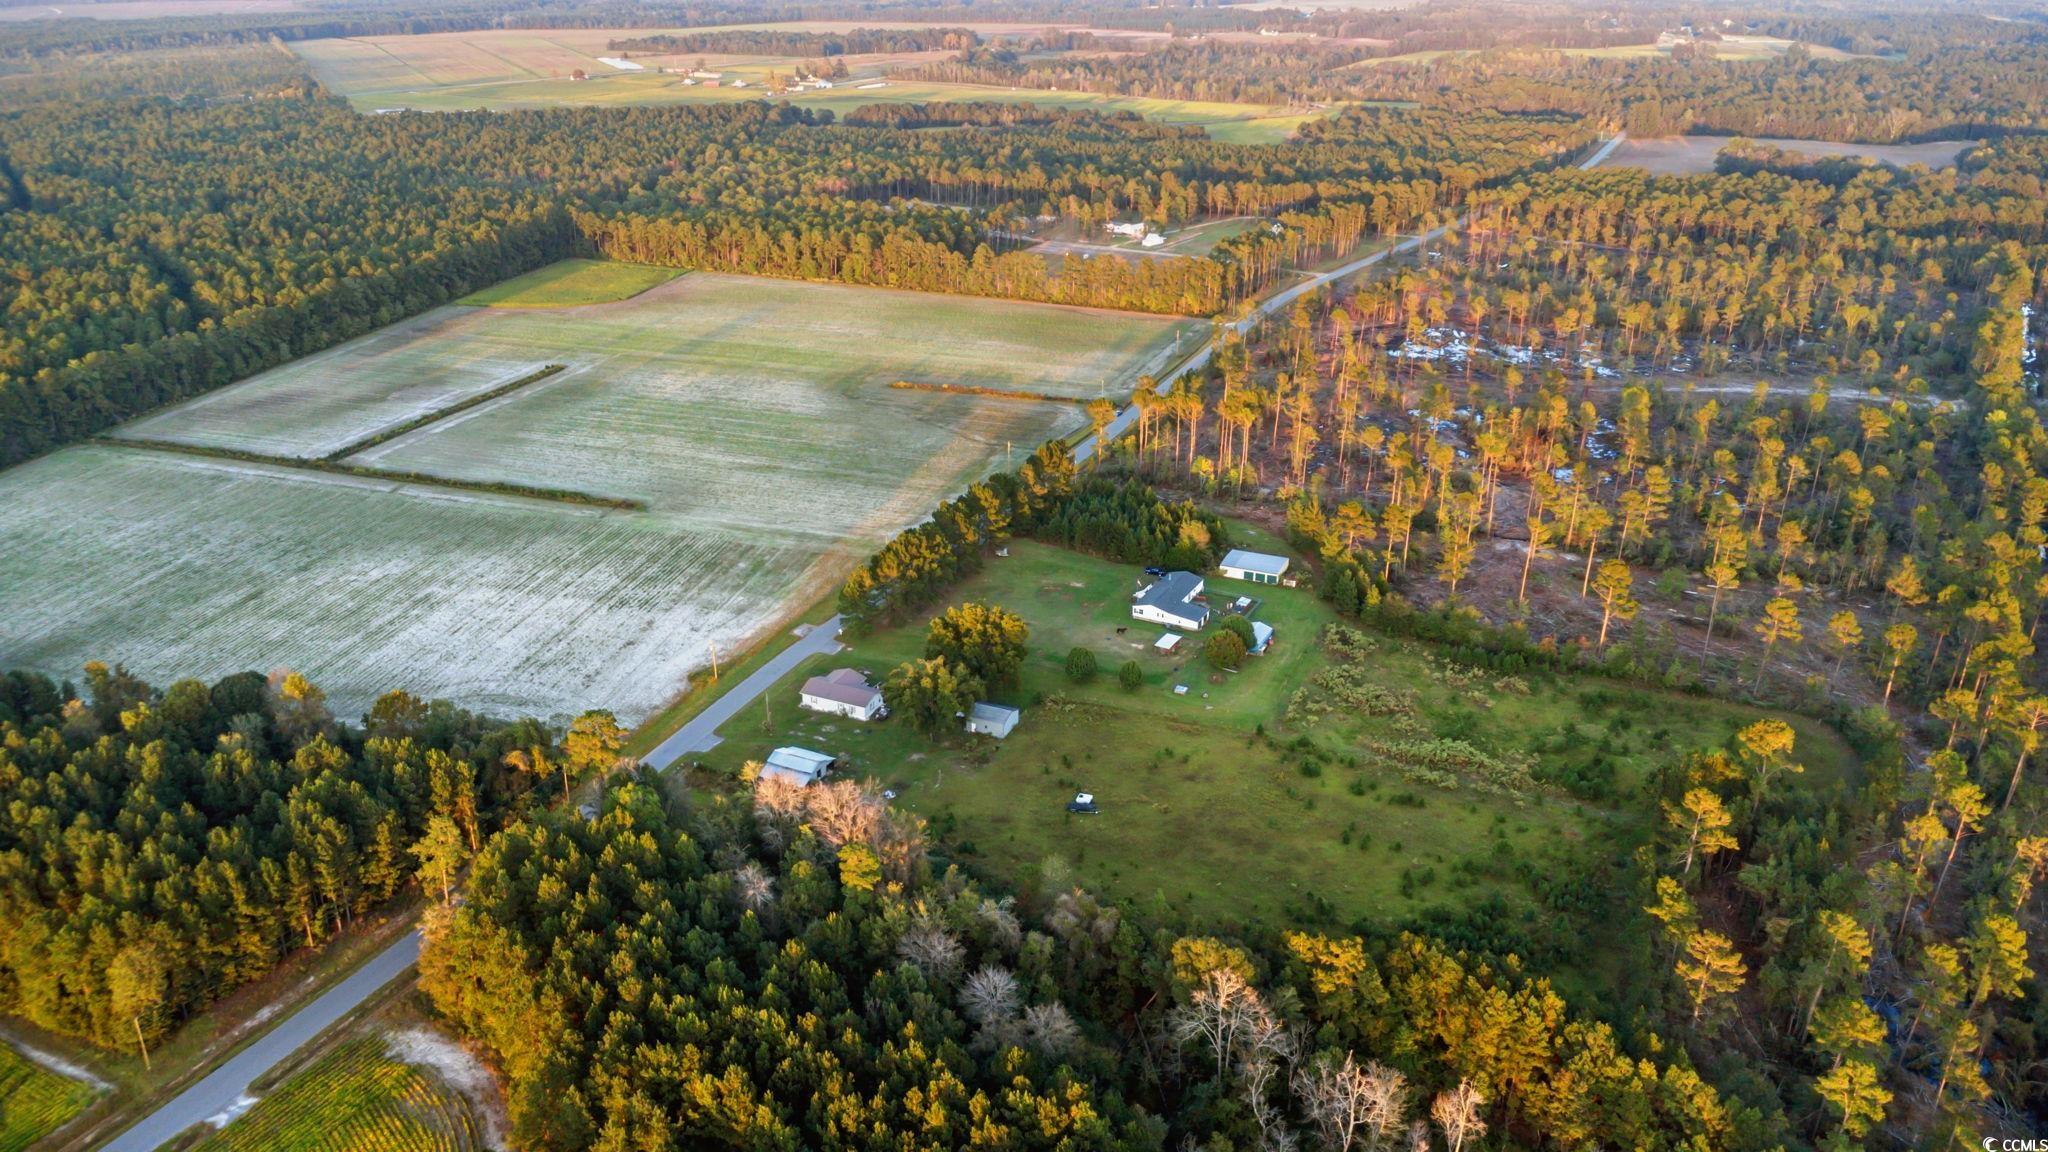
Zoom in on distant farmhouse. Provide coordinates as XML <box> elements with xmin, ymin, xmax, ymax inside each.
<box><xmin>799</xmin><ymin>668</ymin><xmax>885</xmax><ymax>721</ymax></box>
<box><xmin>965</xmin><ymin>702</ymin><xmax>1021</xmax><ymax>739</ymax></box>
<box><xmin>762</xmin><ymin>746</ymin><xmax>835</xmax><ymax>786</ymax></box>
<box><xmin>1132</xmin><ymin>570</ymin><xmax>1208</xmax><ymax>631</ymax></box>
<box><xmin>1219</xmin><ymin>549</ymin><xmax>1290</xmax><ymax>585</ymax></box>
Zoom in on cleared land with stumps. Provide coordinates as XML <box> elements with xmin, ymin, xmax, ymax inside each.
<box><xmin>3</xmin><ymin>268</ymin><xmax>1189</xmax><ymax>722</ymax></box>
<box><xmin>1599</xmin><ymin>135</ymin><xmax>1977</xmax><ymax>176</ymax></box>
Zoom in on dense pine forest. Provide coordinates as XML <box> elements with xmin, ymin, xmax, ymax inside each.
<box><xmin>0</xmin><ymin>665</ymin><xmax>621</xmax><ymax>1052</ymax></box>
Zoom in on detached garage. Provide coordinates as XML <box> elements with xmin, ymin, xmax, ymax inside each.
<box><xmin>1219</xmin><ymin>549</ymin><xmax>1290</xmax><ymax>585</ymax></box>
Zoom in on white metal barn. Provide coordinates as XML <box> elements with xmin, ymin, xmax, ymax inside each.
<box><xmin>762</xmin><ymin>746</ymin><xmax>835</xmax><ymax>786</ymax></box>
<box><xmin>965</xmin><ymin>702</ymin><xmax>1021</xmax><ymax>739</ymax></box>
<box><xmin>799</xmin><ymin>668</ymin><xmax>885</xmax><ymax>721</ymax></box>
<box><xmin>1131</xmin><ymin>571</ymin><xmax>1208</xmax><ymax>631</ymax></box>
<box><xmin>1219</xmin><ymin>549</ymin><xmax>1290</xmax><ymax>585</ymax></box>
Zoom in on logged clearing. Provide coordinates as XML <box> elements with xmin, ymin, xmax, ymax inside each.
<box><xmin>0</xmin><ymin>1043</ymin><xmax>96</xmax><ymax>1152</ymax></box>
<box><xmin>1600</xmin><ymin>134</ymin><xmax>1977</xmax><ymax>175</ymax></box>
<box><xmin>6</xmin><ymin>270</ymin><xmax>1188</xmax><ymax>721</ymax></box>
<box><xmin>184</xmin><ymin>1036</ymin><xmax>484</xmax><ymax>1152</ymax></box>
<box><xmin>292</xmin><ymin>30</ymin><xmax>1327</xmax><ymax>142</ymax></box>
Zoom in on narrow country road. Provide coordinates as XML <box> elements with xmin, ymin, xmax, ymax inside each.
<box><xmin>1075</xmin><ymin>131</ymin><xmax>1626</xmax><ymax>463</ymax></box>
<box><xmin>90</xmin><ymin>135</ymin><xmax>1627</xmax><ymax>1152</ymax></box>
<box><xmin>640</xmin><ymin>615</ymin><xmax>847</xmax><ymax>770</ymax></box>
<box><xmin>99</xmin><ymin>932</ymin><xmax>422</xmax><ymax>1152</ymax></box>
<box><xmin>101</xmin><ymin>619</ymin><xmax>842</xmax><ymax>1149</ymax></box>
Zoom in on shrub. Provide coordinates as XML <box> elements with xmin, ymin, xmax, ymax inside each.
<box><xmin>1065</xmin><ymin>647</ymin><xmax>1098</xmax><ymax>682</ymax></box>
<box><xmin>1205</xmin><ymin>629</ymin><xmax>1247</xmax><ymax>670</ymax></box>
<box><xmin>1117</xmin><ymin>660</ymin><xmax>1143</xmax><ymax>691</ymax></box>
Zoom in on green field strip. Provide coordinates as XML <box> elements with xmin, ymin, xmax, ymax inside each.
<box><xmin>888</xmin><ymin>380</ymin><xmax>1085</xmax><ymax>405</ymax></box>
<box><xmin>0</xmin><ymin>1044</ymin><xmax>98</xmax><ymax>1152</ymax></box>
<box><xmin>99</xmin><ymin>436</ymin><xmax>647</xmax><ymax>511</ymax></box>
<box><xmin>324</xmin><ymin>364</ymin><xmax>566</xmax><ymax>460</ymax></box>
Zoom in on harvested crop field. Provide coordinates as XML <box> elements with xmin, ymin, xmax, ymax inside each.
<box><xmin>291</xmin><ymin>30</ymin><xmax>1326</xmax><ymax>141</ymax></box>
<box><xmin>4</xmin><ymin>269</ymin><xmax>1189</xmax><ymax>722</ymax></box>
<box><xmin>1599</xmin><ymin>135</ymin><xmax>1977</xmax><ymax>175</ymax></box>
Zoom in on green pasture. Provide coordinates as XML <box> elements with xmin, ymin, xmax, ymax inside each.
<box><xmin>458</xmin><ymin>259</ymin><xmax>683</xmax><ymax>307</ymax></box>
<box><xmin>691</xmin><ymin>530</ymin><xmax>1856</xmax><ymax>928</ymax></box>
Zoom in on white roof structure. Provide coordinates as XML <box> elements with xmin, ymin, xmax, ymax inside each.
<box><xmin>800</xmin><ymin>668</ymin><xmax>881</xmax><ymax>711</ymax></box>
<box><xmin>1220</xmin><ymin>549</ymin><xmax>1290</xmax><ymax>578</ymax></box>
<box><xmin>1154</xmin><ymin>632</ymin><xmax>1182</xmax><ymax>651</ymax></box>
<box><xmin>762</xmin><ymin>746</ymin><xmax>834</xmax><ymax>786</ymax></box>
<box><xmin>1251</xmin><ymin>621</ymin><xmax>1275</xmax><ymax>654</ymax></box>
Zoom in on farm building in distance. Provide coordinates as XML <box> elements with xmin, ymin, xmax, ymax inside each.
<box><xmin>1219</xmin><ymin>549</ymin><xmax>1290</xmax><ymax>585</ymax></box>
<box><xmin>799</xmin><ymin>668</ymin><xmax>885</xmax><ymax>721</ymax></box>
<box><xmin>1132</xmin><ymin>570</ymin><xmax>1208</xmax><ymax>631</ymax></box>
<box><xmin>762</xmin><ymin>746</ymin><xmax>835</xmax><ymax>786</ymax></box>
<box><xmin>966</xmin><ymin>702</ymin><xmax>1021</xmax><ymax>739</ymax></box>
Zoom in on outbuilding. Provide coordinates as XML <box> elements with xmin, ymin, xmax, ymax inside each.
<box><xmin>799</xmin><ymin>668</ymin><xmax>885</xmax><ymax>721</ymax></box>
<box><xmin>762</xmin><ymin>746</ymin><xmax>835</xmax><ymax>786</ymax></box>
<box><xmin>965</xmin><ymin>702</ymin><xmax>1021</xmax><ymax>739</ymax></box>
<box><xmin>1250</xmin><ymin>621</ymin><xmax>1275</xmax><ymax>655</ymax></box>
<box><xmin>1132</xmin><ymin>570</ymin><xmax>1208</xmax><ymax>631</ymax></box>
<box><xmin>1219</xmin><ymin>549</ymin><xmax>1290</xmax><ymax>585</ymax></box>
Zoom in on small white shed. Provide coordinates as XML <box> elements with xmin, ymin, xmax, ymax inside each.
<box><xmin>761</xmin><ymin>746</ymin><xmax>835</xmax><ymax>786</ymax></box>
<box><xmin>965</xmin><ymin>702</ymin><xmax>1021</xmax><ymax>739</ymax></box>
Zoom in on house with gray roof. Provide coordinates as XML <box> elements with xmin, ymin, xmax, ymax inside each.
<box><xmin>1131</xmin><ymin>570</ymin><xmax>1208</xmax><ymax>631</ymax></box>
<box><xmin>799</xmin><ymin>668</ymin><xmax>885</xmax><ymax>721</ymax></box>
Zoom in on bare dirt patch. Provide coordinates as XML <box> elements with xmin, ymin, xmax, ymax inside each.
<box><xmin>1600</xmin><ymin>135</ymin><xmax>1977</xmax><ymax>176</ymax></box>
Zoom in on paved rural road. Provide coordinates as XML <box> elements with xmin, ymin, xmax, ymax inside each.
<box><xmin>92</xmin><ymin>136</ymin><xmax>1627</xmax><ymax>1151</ymax></box>
<box><xmin>100</xmin><ymin>931</ymin><xmax>423</xmax><ymax>1152</ymax></box>
<box><xmin>640</xmin><ymin>614</ymin><xmax>847</xmax><ymax>770</ymax></box>
<box><xmin>98</xmin><ymin>619</ymin><xmax>846</xmax><ymax>1149</ymax></box>
<box><xmin>1076</xmin><ymin>131</ymin><xmax>1627</xmax><ymax>463</ymax></box>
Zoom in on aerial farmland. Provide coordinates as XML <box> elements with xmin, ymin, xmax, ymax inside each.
<box><xmin>0</xmin><ymin>267</ymin><xmax>1195</xmax><ymax>722</ymax></box>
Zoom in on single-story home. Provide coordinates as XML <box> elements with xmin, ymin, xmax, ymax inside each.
<box><xmin>1132</xmin><ymin>571</ymin><xmax>1208</xmax><ymax>631</ymax></box>
<box><xmin>1250</xmin><ymin>621</ymin><xmax>1275</xmax><ymax>655</ymax></box>
<box><xmin>965</xmin><ymin>702</ymin><xmax>1021</xmax><ymax>739</ymax></box>
<box><xmin>761</xmin><ymin>746</ymin><xmax>835</xmax><ymax>786</ymax></box>
<box><xmin>799</xmin><ymin>668</ymin><xmax>885</xmax><ymax>721</ymax></box>
<box><xmin>1219</xmin><ymin>549</ymin><xmax>1290</xmax><ymax>585</ymax></box>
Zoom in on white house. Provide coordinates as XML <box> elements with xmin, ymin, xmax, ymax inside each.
<box><xmin>1140</xmin><ymin>233</ymin><xmax>1166</xmax><ymax>248</ymax></box>
<box><xmin>1132</xmin><ymin>571</ymin><xmax>1207</xmax><ymax>631</ymax></box>
<box><xmin>1105</xmin><ymin>221</ymin><xmax>1149</xmax><ymax>238</ymax></box>
<box><xmin>762</xmin><ymin>746</ymin><xmax>835</xmax><ymax>786</ymax></box>
<box><xmin>798</xmin><ymin>668</ymin><xmax>885</xmax><ymax>721</ymax></box>
<box><xmin>966</xmin><ymin>702</ymin><xmax>1021</xmax><ymax>739</ymax></box>
<box><xmin>1219</xmin><ymin>549</ymin><xmax>1290</xmax><ymax>585</ymax></box>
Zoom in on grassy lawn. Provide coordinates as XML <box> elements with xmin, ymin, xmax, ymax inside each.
<box><xmin>690</xmin><ymin>527</ymin><xmax>1855</xmax><ymax>930</ymax></box>
<box><xmin>457</xmin><ymin>259</ymin><xmax>682</xmax><ymax>307</ymax></box>
<box><xmin>0</xmin><ymin>1044</ymin><xmax>96</xmax><ymax>1152</ymax></box>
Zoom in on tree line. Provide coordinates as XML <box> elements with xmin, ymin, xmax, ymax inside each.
<box><xmin>422</xmin><ymin>768</ymin><xmax>1751</xmax><ymax>1150</ymax></box>
<box><xmin>1</xmin><ymin>73</ymin><xmax>1584</xmax><ymax>471</ymax></box>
